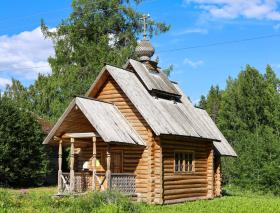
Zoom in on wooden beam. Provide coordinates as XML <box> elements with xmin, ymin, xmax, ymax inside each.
<box><xmin>58</xmin><ymin>140</ymin><xmax>63</xmax><ymax>194</ymax></box>
<box><xmin>70</xmin><ymin>138</ymin><xmax>75</xmax><ymax>193</ymax></box>
<box><xmin>106</xmin><ymin>144</ymin><xmax>111</xmax><ymax>190</ymax></box>
<box><xmin>92</xmin><ymin>137</ymin><xmax>97</xmax><ymax>191</ymax></box>
<box><xmin>62</xmin><ymin>132</ymin><xmax>100</xmax><ymax>139</ymax></box>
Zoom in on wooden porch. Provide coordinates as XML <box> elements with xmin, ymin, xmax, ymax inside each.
<box><xmin>56</xmin><ymin>132</ymin><xmax>136</xmax><ymax>195</ymax></box>
<box><xmin>59</xmin><ymin>172</ymin><xmax>136</xmax><ymax>195</ymax></box>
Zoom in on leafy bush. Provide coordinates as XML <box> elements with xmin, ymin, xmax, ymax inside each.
<box><xmin>0</xmin><ymin>97</ymin><xmax>48</xmax><ymax>187</ymax></box>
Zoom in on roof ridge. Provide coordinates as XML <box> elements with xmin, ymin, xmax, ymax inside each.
<box><xmin>106</xmin><ymin>64</ymin><xmax>134</xmax><ymax>73</ymax></box>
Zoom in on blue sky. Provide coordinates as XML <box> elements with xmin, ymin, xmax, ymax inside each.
<box><xmin>0</xmin><ymin>0</ymin><xmax>280</xmax><ymax>103</ymax></box>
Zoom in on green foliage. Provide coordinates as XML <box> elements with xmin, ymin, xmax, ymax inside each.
<box><xmin>4</xmin><ymin>0</ymin><xmax>169</xmax><ymax>122</ymax></box>
<box><xmin>162</xmin><ymin>64</ymin><xmax>173</xmax><ymax>77</ymax></box>
<box><xmin>0</xmin><ymin>188</ymin><xmax>141</xmax><ymax>213</ymax></box>
<box><xmin>199</xmin><ymin>65</ymin><xmax>280</xmax><ymax>194</ymax></box>
<box><xmin>0</xmin><ymin>0</ymin><xmax>169</xmax><ymax>188</ymax></box>
<box><xmin>22</xmin><ymin>0</ymin><xmax>169</xmax><ymax>122</ymax></box>
<box><xmin>1</xmin><ymin>187</ymin><xmax>280</xmax><ymax>213</ymax></box>
<box><xmin>197</xmin><ymin>85</ymin><xmax>222</xmax><ymax>123</ymax></box>
<box><xmin>0</xmin><ymin>97</ymin><xmax>48</xmax><ymax>187</ymax></box>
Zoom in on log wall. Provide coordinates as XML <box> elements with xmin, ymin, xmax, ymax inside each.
<box><xmin>213</xmin><ymin>155</ymin><xmax>221</xmax><ymax>197</ymax></box>
<box><xmin>207</xmin><ymin>144</ymin><xmax>214</xmax><ymax>198</ymax></box>
<box><xmin>161</xmin><ymin>136</ymin><xmax>214</xmax><ymax>204</ymax></box>
<box><xmin>83</xmin><ymin>74</ymin><xmax>218</xmax><ymax>204</ymax></box>
<box><xmin>91</xmin><ymin>76</ymin><xmax>161</xmax><ymax>203</ymax></box>
<box><xmin>77</xmin><ymin>140</ymin><xmax>144</xmax><ymax>173</ymax></box>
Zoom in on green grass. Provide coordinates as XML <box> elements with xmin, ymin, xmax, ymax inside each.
<box><xmin>1</xmin><ymin>186</ymin><xmax>280</xmax><ymax>213</ymax></box>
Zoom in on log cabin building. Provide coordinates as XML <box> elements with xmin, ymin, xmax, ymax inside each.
<box><xmin>43</xmin><ymin>28</ymin><xmax>237</xmax><ymax>204</ymax></box>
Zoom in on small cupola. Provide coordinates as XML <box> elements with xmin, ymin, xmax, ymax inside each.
<box><xmin>135</xmin><ymin>14</ymin><xmax>155</xmax><ymax>62</ymax></box>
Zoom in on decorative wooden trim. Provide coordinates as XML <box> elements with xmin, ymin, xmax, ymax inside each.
<box><xmin>106</xmin><ymin>144</ymin><xmax>111</xmax><ymax>190</ymax></box>
<box><xmin>69</xmin><ymin>138</ymin><xmax>75</xmax><ymax>193</ymax></box>
<box><xmin>92</xmin><ymin>137</ymin><xmax>97</xmax><ymax>191</ymax></box>
<box><xmin>58</xmin><ymin>140</ymin><xmax>63</xmax><ymax>194</ymax></box>
<box><xmin>62</xmin><ymin>132</ymin><xmax>100</xmax><ymax>139</ymax></box>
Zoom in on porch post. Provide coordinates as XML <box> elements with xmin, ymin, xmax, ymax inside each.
<box><xmin>92</xmin><ymin>137</ymin><xmax>97</xmax><ymax>191</ymax></box>
<box><xmin>106</xmin><ymin>144</ymin><xmax>111</xmax><ymax>190</ymax></box>
<box><xmin>58</xmin><ymin>140</ymin><xmax>63</xmax><ymax>194</ymax></box>
<box><xmin>70</xmin><ymin>137</ymin><xmax>75</xmax><ymax>193</ymax></box>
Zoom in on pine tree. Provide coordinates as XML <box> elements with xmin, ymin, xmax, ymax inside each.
<box><xmin>197</xmin><ymin>95</ymin><xmax>207</xmax><ymax>109</ymax></box>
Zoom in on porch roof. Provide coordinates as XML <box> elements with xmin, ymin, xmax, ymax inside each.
<box><xmin>43</xmin><ymin>97</ymin><xmax>145</xmax><ymax>146</ymax></box>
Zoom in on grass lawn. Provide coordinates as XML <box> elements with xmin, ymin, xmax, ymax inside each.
<box><xmin>1</xmin><ymin>186</ymin><xmax>280</xmax><ymax>213</ymax></box>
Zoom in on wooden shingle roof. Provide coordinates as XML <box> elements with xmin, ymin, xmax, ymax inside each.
<box><xmin>173</xmin><ymin>83</ymin><xmax>237</xmax><ymax>157</ymax></box>
<box><xmin>85</xmin><ymin>62</ymin><xmax>236</xmax><ymax>156</ymax></box>
<box><xmin>195</xmin><ymin>108</ymin><xmax>237</xmax><ymax>157</ymax></box>
<box><xmin>91</xmin><ymin>65</ymin><xmax>219</xmax><ymax>141</ymax></box>
<box><xmin>43</xmin><ymin>97</ymin><xmax>145</xmax><ymax>146</ymax></box>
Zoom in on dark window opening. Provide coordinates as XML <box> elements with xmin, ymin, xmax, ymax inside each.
<box><xmin>174</xmin><ymin>152</ymin><xmax>194</xmax><ymax>173</ymax></box>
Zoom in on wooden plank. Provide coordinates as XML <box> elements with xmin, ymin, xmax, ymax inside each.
<box><xmin>62</xmin><ymin>132</ymin><xmax>100</xmax><ymax>139</ymax></box>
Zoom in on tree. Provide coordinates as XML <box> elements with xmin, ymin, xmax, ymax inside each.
<box><xmin>197</xmin><ymin>85</ymin><xmax>222</xmax><ymax>123</ymax></box>
<box><xmin>199</xmin><ymin>65</ymin><xmax>280</xmax><ymax>194</ymax></box>
<box><xmin>4</xmin><ymin>79</ymin><xmax>31</xmax><ymax>110</ymax></box>
<box><xmin>162</xmin><ymin>64</ymin><xmax>173</xmax><ymax>77</ymax></box>
<box><xmin>216</xmin><ymin>65</ymin><xmax>280</xmax><ymax>194</ymax></box>
<box><xmin>25</xmin><ymin>0</ymin><xmax>169</xmax><ymax>122</ymax></box>
<box><xmin>206</xmin><ymin>86</ymin><xmax>222</xmax><ymax>123</ymax></box>
<box><xmin>0</xmin><ymin>97</ymin><xmax>48</xmax><ymax>187</ymax></box>
<box><xmin>197</xmin><ymin>95</ymin><xmax>207</xmax><ymax>109</ymax></box>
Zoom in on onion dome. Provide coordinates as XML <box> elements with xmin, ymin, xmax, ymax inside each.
<box><xmin>135</xmin><ymin>38</ymin><xmax>155</xmax><ymax>61</ymax></box>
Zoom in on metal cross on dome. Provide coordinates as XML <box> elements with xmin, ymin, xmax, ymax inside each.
<box><xmin>140</xmin><ymin>14</ymin><xmax>150</xmax><ymax>40</ymax></box>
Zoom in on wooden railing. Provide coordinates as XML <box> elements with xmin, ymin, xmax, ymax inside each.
<box><xmin>95</xmin><ymin>173</ymin><xmax>106</xmax><ymax>191</ymax></box>
<box><xmin>74</xmin><ymin>172</ymin><xmax>92</xmax><ymax>193</ymax></box>
<box><xmin>111</xmin><ymin>173</ymin><xmax>136</xmax><ymax>195</ymax></box>
<box><xmin>61</xmin><ymin>173</ymin><xmax>70</xmax><ymax>193</ymax></box>
<box><xmin>59</xmin><ymin>172</ymin><xmax>135</xmax><ymax>195</ymax></box>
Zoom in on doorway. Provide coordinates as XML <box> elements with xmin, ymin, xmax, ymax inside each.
<box><xmin>111</xmin><ymin>151</ymin><xmax>123</xmax><ymax>173</ymax></box>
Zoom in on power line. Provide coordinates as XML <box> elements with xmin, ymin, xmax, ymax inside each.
<box><xmin>157</xmin><ymin>33</ymin><xmax>280</xmax><ymax>53</ymax></box>
<box><xmin>0</xmin><ymin>33</ymin><xmax>279</xmax><ymax>72</ymax></box>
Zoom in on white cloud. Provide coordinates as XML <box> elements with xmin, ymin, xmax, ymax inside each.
<box><xmin>183</xmin><ymin>57</ymin><xmax>204</xmax><ymax>68</ymax></box>
<box><xmin>0</xmin><ymin>77</ymin><xmax>12</xmax><ymax>87</ymax></box>
<box><xmin>185</xmin><ymin>0</ymin><xmax>280</xmax><ymax>21</ymax></box>
<box><xmin>174</xmin><ymin>28</ymin><xmax>208</xmax><ymax>35</ymax></box>
<box><xmin>0</xmin><ymin>27</ymin><xmax>54</xmax><ymax>81</ymax></box>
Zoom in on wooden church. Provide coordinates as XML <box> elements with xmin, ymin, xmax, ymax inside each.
<box><xmin>43</xmin><ymin>23</ymin><xmax>237</xmax><ymax>204</ymax></box>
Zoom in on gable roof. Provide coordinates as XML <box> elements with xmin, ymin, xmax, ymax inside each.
<box><xmin>87</xmin><ymin>65</ymin><xmax>220</xmax><ymax>141</ymax></box>
<box><xmin>85</xmin><ymin>62</ymin><xmax>237</xmax><ymax>156</ymax></box>
<box><xmin>43</xmin><ymin>97</ymin><xmax>145</xmax><ymax>146</ymax></box>
<box><xmin>172</xmin><ymin>82</ymin><xmax>237</xmax><ymax>157</ymax></box>
<box><xmin>125</xmin><ymin>59</ymin><xmax>181</xmax><ymax>97</ymax></box>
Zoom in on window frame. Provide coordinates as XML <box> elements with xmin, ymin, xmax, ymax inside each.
<box><xmin>174</xmin><ymin>151</ymin><xmax>195</xmax><ymax>174</ymax></box>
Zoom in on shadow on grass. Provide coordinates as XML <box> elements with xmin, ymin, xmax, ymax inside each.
<box><xmin>221</xmin><ymin>189</ymin><xmax>235</xmax><ymax>197</ymax></box>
